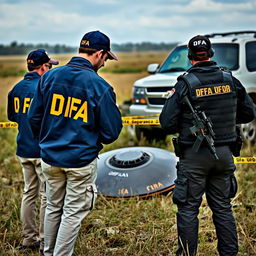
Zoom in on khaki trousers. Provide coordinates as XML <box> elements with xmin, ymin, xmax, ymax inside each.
<box><xmin>42</xmin><ymin>159</ymin><xmax>97</xmax><ymax>256</ymax></box>
<box><xmin>18</xmin><ymin>157</ymin><xmax>46</xmax><ymax>249</ymax></box>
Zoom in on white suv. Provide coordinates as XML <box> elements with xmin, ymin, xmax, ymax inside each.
<box><xmin>129</xmin><ymin>31</ymin><xmax>256</xmax><ymax>143</ymax></box>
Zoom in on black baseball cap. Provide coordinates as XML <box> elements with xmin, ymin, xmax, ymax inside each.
<box><xmin>80</xmin><ymin>31</ymin><xmax>118</xmax><ymax>60</ymax></box>
<box><xmin>27</xmin><ymin>49</ymin><xmax>59</xmax><ymax>66</ymax></box>
<box><xmin>188</xmin><ymin>35</ymin><xmax>212</xmax><ymax>53</ymax></box>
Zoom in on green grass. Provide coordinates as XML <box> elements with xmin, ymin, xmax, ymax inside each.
<box><xmin>0</xmin><ymin>70</ymin><xmax>26</xmax><ymax>77</ymax></box>
<box><xmin>0</xmin><ymin>109</ymin><xmax>255</xmax><ymax>255</ymax></box>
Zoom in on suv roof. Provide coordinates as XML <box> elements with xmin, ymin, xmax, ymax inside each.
<box><xmin>204</xmin><ymin>30</ymin><xmax>256</xmax><ymax>43</ymax></box>
<box><xmin>204</xmin><ymin>30</ymin><xmax>256</xmax><ymax>38</ymax></box>
<box><xmin>180</xmin><ymin>31</ymin><xmax>256</xmax><ymax>45</ymax></box>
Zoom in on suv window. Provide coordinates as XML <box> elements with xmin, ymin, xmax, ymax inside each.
<box><xmin>158</xmin><ymin>43</ymin><xmax>239</xmax><ymax>73</ymax></box>
<box><xmin>246</xmin><ymin>41</ymin><xmax>256</xmax><ymax>72</ymax></box>
<box><xmin>211</xmin><ymin>43</ymin><xmax>239</xmax><ymax>70</ymax></box>
<box><xmin>158</xmin><ymin>46</ymin><xmax>191</xmax><ymax>73</ymax></box>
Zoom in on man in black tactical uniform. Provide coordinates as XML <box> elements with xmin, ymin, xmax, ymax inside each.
<box><xmin>160</xmin><ymin>35</ymin><xmax>255</xmax><ymax>256</ymax></box>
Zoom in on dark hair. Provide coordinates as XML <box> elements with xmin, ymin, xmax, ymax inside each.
<box><xmin>27</xmin><ymin>64</ymin><xmax>42</xmax><ymax>71</ymax></box>
<box><xmin>189</xmin><ymin>51</ymin><xmax>211</xmax><ymax>61</ymax></box>
<box><xmin>78</xmin><ymin>47</ymin><xmax>98</xmax><ymax>55</ymax></box>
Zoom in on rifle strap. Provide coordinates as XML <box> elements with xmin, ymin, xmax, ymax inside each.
<box><xmin>181</xmin><ymin>73</ymin><xmax>201</xmax><ymax>97</ymax></box>
<box><xmin>182</xmin><ymin>73</ymin><xmax>201</xmax><ymax>87</ymax></box>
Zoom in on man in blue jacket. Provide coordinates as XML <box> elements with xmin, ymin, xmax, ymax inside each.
<box><xmin>7</xmin><ymin>49</ymin><xmax>59</xmax><ymax>254</ymax></box>
<box><xmin>28</xmin><ymin>31</ymin><xmax>123</xmax><ymax>256</ymax></box>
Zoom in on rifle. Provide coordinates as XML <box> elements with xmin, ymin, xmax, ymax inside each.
<box><xmin>182</xmin><ymin>96</ymin><xmax>219</xmax><ymax>160</ymax></box>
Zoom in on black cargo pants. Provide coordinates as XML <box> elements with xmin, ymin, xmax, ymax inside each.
<box><xmin>173</xmin><ymin>145</ymin><xmax>238</xmax><ymax>256</ymax></box>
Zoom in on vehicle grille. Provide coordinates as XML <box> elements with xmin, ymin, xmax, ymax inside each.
<box><xmin>147</xmin><ymin>87</ymin><xmax>172</xmax><ymax>92</ymax></box>
<box><xmin>146</xmin><ymin>86</ymin><xmax>173</xmax><ymax>105</ymax></box>
<box><xmin>148</xmin><ymin>98</ymin><xmax>167</xmax><ymax>105</ymax></box>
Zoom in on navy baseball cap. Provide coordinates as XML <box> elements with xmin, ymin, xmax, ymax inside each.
<box><xmin>80</xmin><ymin>31</ymin><xmax>118</xmax><ymax>60</ymax></box>
<box><xmin>27</xmin><ymin>49</ymin><xmax>59</xmax><ymax>66</ymax></box>
<box><xmin>188</xmin><ymin>35</ymin><xmax>214</xmax><ymax>60</ymax></box>
<box><xmin>188</xmin><ymin>35</ymin><xmax>212</xmax><ymax>53</ymax></box>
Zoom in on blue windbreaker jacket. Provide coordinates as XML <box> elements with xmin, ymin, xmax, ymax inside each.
<box><xmin>28</xmin><ymin>57</ymin><xmax>123</xmax><ymax>168</ymax></box>
<box><xmin>7</xmin><ymin>72</ymin><xmax>41</xmax><ymax>158</ymax></box>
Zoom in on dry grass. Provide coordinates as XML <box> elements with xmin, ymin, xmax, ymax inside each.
<box><xmin>0</xmin><ymin>52</ymin><xmax>255</xmax><ymax>256</ymax></box>
<box><xmin>0</xmin><ymin>51</ymin><xmax>168</xmax><ymax>107</ymax></box>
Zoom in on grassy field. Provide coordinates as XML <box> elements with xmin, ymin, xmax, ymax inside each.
<box><xmin>0</xmin><ymin>51</ymin><xmax>168</xmax><ymax>108</ymax></box>
<box><xmin>0</xmin><ymin>52</ymin><xmax>255</xmax><ymax>256</ymax></box>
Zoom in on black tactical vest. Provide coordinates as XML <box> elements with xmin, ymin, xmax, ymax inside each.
<box><xmin>179</xmin><ymin>65</ymin><xmax>237</xmax><ymax>145</ymax></box>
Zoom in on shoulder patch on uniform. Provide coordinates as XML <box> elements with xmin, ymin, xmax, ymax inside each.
<box><xmin>162</xmin><ymin>88</ymin><xmax>175</xmax><ymax>98</ymax></box>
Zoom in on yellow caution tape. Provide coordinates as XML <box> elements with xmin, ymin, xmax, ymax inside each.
<box><xmin>0</xmin><ymin>121</ymin><xmax>255</xmax><ymax>164</ymax></box>
<box><xmin>1</xmin><ymin>116</ymin><xmax>160</xmax><ymax>128</ymax></box>
<box><xmin>0</xmin><ymin>122</ymin><xmax>18</xmax><ymax>128</ymax></box>
<box><xmin>122</xmin><ymin>117</ymin><xmax>160</xmax><ymax>126</ymax></box>
<box><xmin>1</xmin><ymin>118</ymin><xmax>160</xmax><ymax>128</ymax></box>
<box><xmin>123</xmin><ymin>114</ymin><xmax>160</xmax><ymax>119</ymax></box>
<box><xmin>233</xmin><ymin>157</ymin><xmax>256</xmax><ymax>163</ymax></box>
<box><xmin>122</xmin><ymin>114</ymin><xmax>160</xmax><ymax>126</ymax></box>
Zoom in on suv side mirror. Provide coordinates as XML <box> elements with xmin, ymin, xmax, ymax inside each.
<box><xmin>147</xmin><ymin>64</ymin><xmax>159</xmax><ymax>74</ymax></box>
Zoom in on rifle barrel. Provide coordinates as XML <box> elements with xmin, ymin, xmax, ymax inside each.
<box><xmin>182</xmin><ymin>95</ymin><xmax>219</xmax><ymax>160</ymax></box>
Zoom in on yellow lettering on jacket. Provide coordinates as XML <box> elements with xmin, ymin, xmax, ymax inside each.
<box><xmin>14</xmin><ymin>97</ymin><xmax>20</xmax><ymax>113</ymax></box>
<box><xmin>73</xmin><ymin>101</ymin><xmax>88</xmax><ymax>122</ymax></box>
<box><xmin>22</xmin><ymin>98</ymin><xmax>31</xmax><ymax>113</ymax></box>
<box><xmin>13</xmin><ymin>97</ymin><xmax>32</xmax><ymax>113</ymax></box>
<box><xmin>50</xmin><ymin>93</ymin><xmax>88</xmax><ymax>123</ymax></box>
<box><xmin>64</xmin><ymin>97</ymin><xmax>71</xmax><ymax>117</ymax></box>
<box><xmin>196</xmin><ymin>85</ymin><xmax>231</xmax><ymax>97</ymax></box>
<box><xmin>50</xmin><ymin>94</ymin><xmax>65</xmax><ymax>115</ymax></box>
<box><xmin>69</xmin><ymin>97</ymin><xmax>81</xmax><ymax>117</ymax></box>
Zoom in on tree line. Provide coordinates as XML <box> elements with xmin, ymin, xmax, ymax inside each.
<box><xmin>0</xmin><ymin>41</ymin><xmax>178</xmax><ymax>55</ymax></box>
<box><xmin>0</xmin><ymin>41</ymin><xmax>75</xmax><ymax>55</ymax></box>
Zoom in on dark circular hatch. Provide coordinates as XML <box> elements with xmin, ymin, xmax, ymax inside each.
<box><xmin>96</xmin><ymin>147</ymin><xmax>177</xmax><ymax>199</ymax></box>
<box><xmin>108</xmin><ymin>150</ymin><xmax>151</xmax><ymax>168</ymax></box>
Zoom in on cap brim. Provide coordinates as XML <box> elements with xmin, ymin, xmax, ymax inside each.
<box><xmin>107</xmin><ymin>51</ymin><xmax>118</xmax><ymax>61</ymax></box>
<box><xmin>49</xmin><ymin>59</ymin><xmax>59</xmax><ymax>65</ymax></box>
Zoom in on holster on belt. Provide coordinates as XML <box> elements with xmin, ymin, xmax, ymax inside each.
<box><xmin>172</xmin><ymin>137</ymin><xmax>182</xmax><ymax>157</ymax></box>
<box><xmin>230</xmin><ymin>126</ymin><xmax>243</xmax><ymax>157</ymax></box>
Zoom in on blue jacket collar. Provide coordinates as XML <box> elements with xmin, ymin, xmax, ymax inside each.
<box><xmin>24</xmin><ymin>72</ymin><xmax>41</xmax><ymax>80</ymax></box>
<box><xmin>67</xmin><ymin>57</ymin><xmax>95</xmax><ymax>71</ymax></box>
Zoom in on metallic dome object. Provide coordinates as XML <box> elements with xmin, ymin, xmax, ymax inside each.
<box><xmin>96</xmin><ymin>147</ymin><xmax>177</xmax><ymax>199</ymax></box>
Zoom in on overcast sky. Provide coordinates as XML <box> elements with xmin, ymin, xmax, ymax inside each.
<box><xmin>0</xmin><ymin>0</ymin><xmax>255</xmax><ymax>46</ymax></box>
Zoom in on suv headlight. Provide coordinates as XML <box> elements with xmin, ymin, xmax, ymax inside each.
<box><xmin>132</xmin><ymin>87</ymin><xmax>147</xmax><ymax>105</ymax></box>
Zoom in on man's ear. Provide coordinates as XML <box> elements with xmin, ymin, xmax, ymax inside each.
<box><xmin>41</xmin><ymin>64</ymin><xmax>47</xmax><ymax>73</ymax></box>
<box><xmin>39</xmin><ymin>64</ymin><xmax>48</xmax><ymax>75</ymax></box>
<box><xmin>97</xmin><ymin>50</ymin><xmax>105</xmax><ymax>59</ymax></box>
<box><xmin>94</xmin><ymin>50</ymin><xmax>101</xmax><ymax>57</ymax></box>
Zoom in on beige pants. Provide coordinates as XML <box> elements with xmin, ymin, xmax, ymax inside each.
<box><xmin>18</xmin><ymin>157</ymin><xmax>46</xmax><ymax>249</ymax></box>
<box><xmin>42</xmin><ymin>159</ymin><xmax>97</xmax><ymax>256</ymax></box>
